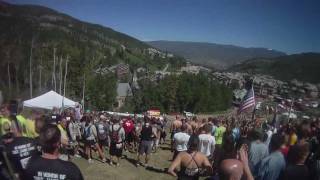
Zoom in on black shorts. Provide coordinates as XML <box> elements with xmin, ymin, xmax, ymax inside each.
<box><xmin>98</xmin><ymin>139</ymin><xmax>108</xmax><ymax>146</ymax></box>
<box><xmin>85</xmin><ymin>139</ymin><xmax>97</xmax><ymax>146</ymax></box>
<box><xmin>138</xmin><ymin>140</ymin><xmax>153</xmax><ymax>155</ymax></box>
<box><xmin>109</xmin><ymin>143</ymin><xmax>123</xmax><ymax>157</ymax></box>
<box><xmin>171</xmin><ymin>131</ymin><xmax>177</xmax><ymax>140</ymax></box>
<box><xmin>125</xmin><ymin>132</ymin><xmax>134</xmax><ymax>143</ymax></box>
<box><xmin>161</xmin><ymin>131</ymin><xmax>167</xmax><ymax>139</ymax></box>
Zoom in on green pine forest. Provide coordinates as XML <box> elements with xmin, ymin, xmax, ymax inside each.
<box><xmin>0</xmin><ymin>2</ymin><xmax>233</xmax><ymax>113</ymax></box>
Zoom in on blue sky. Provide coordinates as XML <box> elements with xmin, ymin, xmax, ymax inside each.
<box><xmin>8</xmin><ymin>0</ymin><xmax>320</xmax><ymax>54</ymax></box>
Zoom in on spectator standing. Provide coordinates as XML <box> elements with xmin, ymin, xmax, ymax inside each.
<box><xmin>109</xmin><ymin>118</ymin><xmax>125</xmax><ymax>166</ymax></box>
<box><xmin>24</xmin><ymin>124</ymin><xmax>83</xmax><ymax>180</ymax></box>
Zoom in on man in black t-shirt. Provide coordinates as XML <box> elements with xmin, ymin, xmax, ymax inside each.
<box><xmin>2</xmin><ymin>132</ymin><xmax>38</xmax><ymax>178</ymax></box>
<box><xmin>136</xmin><ymin>120</ymin><xmax>156</xmax><ymax>167</ymax></box>
<box><xmin>24</xmin><ymin>124</ymin><xmax>83</xmax><ymax>180</ymax></box>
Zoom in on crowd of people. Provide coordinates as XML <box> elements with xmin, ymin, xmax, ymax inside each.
<box><xmin>0</xmin><ymin>102</ymin><xmax>168</xmax><ymax>180</ymax></box>
<box><xmin>168</xmin><ymin>114</ymin><xmax>320</xmax><ymax>180</ymax></box>
<box><xmin>1</xmin><ymin>101</ymin><xmax>320</xmax><ymax>180</ymax></box>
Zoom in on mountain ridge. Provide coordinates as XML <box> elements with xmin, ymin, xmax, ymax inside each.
<box><xmin>147</xmin><ymin>40</ymin><xmax>287</xmax><ymax>69</ymax></box>
<box><xmin>227</xmin><ymin>53</ymin><xmax>320</xmax><ymax>84</ymax></box>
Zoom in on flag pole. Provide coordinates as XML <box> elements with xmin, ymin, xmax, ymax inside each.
<box><xmin>251</xmin><ymin>77</ymin><xmax>256</xmax><ymax>122</ymax></box>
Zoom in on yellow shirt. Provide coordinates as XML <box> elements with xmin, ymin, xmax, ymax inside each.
<box><xmin>25</xmin><ymin>119</ymin><xmax>38</xmax><ymax>138</ymax></box>
<box><xmin>289</xmin><ymin>133</ymin><xmax>297</xmax><ymax>146</ymax></box>
<box><xmin>58</xmin><ymin>124</ymin><xmax>69</xmax><ymax>144</ymax></box>
<box><xmin>0</xmin><ymin>117</ymin><xmax>11</xmax><ymax>136</ymax></box>
<box><xmin>16</xmin><ymin>115</ymin><xmax>28</xmax><ymax>136</ymax></box>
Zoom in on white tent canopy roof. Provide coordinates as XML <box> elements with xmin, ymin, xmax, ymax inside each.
<box><xmin>23</xmin><ymin>90</ymin><xmax>77</xmax><ymax>110</ymax></box>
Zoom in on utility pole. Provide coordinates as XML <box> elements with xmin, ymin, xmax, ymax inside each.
<box><xmin>29</xmin><ymin>38</ymin><xmax>34</xmax><ymax>98</ymax></box>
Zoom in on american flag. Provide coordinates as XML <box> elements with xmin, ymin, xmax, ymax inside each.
<box><xmin>238</xmin><ymin>85</ymin><xmax>255</xmax><ymax>113</ymax></box>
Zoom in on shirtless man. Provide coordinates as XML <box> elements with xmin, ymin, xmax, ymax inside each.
<box><xmin>170</xmin><ymin>115</ymin><xmax>182</xmax><ymax>151</ymax></box>
<box><xmin>185</xmin><ymin>119</ymin><xmax>194</xmax><ymax>135</ymax></box>
<box><xmin>190</xmin><ymin>117</ymin><xmax>199</xmax><ymax>135</ymax></box>
<box><xmin>219</xmin><ymin>145</ymin><xmax>254</xmax><ymax>180</ymax></box>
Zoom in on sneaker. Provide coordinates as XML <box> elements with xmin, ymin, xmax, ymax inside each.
<box><xmin>109</xmin><ymin>162</ymin><xmax>114</xmax><ymax>166</ymax></box>
<box><xmin>88</xmin><ymin>159</ymin><xmax>93</xmax><ymax>164</ymax></box>
<box><xmin>102</xmin><ymin>158</ymin><xmax>106</xmax><ymax>163</ymax></box>
<box><xmin>116</xmin><ymin>163</ymin><xmax>120</xmax><ymax>167</ymax></box>
<box><xmin>74</xmin><ymin>154</ymin><xmax>81</xmax><ymax>158</ymax></box>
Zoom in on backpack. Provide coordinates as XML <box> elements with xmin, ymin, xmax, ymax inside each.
<box><xmin>83</xmin><ymin>125</ymin><xmax>92</xmax><ymax>139</ymax></box>
<box><xmin>111</xmin><ymin>125</ymin><xmax>121</xmax><ymax>143</ymax></box>
<box><xmin>96</xmin><ymin>123</ymin><xmax>107</xmax><ymax>140</ymax></box>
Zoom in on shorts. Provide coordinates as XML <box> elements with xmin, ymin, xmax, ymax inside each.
<box><xmin>161</xmin><ymin>131</ymin><xmax>167</xmax><ymax>139</ymax></box>
<box><xmin>171</xmin><ymin>130</ymin><xmax>177</xmax><ymax>140</ymax></box>
<box><xmin>85</xmin><ymin>139</ymin><xmax>97</xmax><ymax>146</ymax></box>
<box><xmin>139</xmin><ymin>140</ymin><xmax>153</xmax><ymax>155</ymax></box>
<box><xmin>125</xmin><ymin>131</ymin><xmax>134</xmax><ymax>143</ymax></box>
<box><xmin>98</xmin><ymin>139</ymin><xmax>108</xmax><ymax>146</ymax></box>
<box><xmin>110</xmin><ymin>143</ymin><xmax>123</xmax><ymax>157</ymax></box>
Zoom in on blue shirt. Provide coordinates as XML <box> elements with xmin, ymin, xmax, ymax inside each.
<box><xmin>257</xmin><ymin>151</ymin><xmax>286</xmax><ymax>180</ymax></box>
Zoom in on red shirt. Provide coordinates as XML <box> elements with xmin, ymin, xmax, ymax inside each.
<box><xmin>123</xmin><ymin>119</ymin><xmax>134</xmax><ymax>134</ymax></box>
<box><xmin>280</xmin><ymin>146</ymin><xmax>290</xmax><ymax>157</ymax></box>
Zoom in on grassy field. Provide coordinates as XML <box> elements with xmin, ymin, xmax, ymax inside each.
<box><xmin>71</xmin><ymin>113</ymin><xmax>230</xmax><ymax>180</ymax></box>
<box><xmin>71</xmin><ymin>142</ymin><xmax>175</xmax><ymax>180</ymax></box>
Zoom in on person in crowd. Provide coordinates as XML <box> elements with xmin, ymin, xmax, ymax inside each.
<box><xmin>288</xmin><ymin>127</ymin><xmax>298</xmax><ymax>146</ymax></box>
<box><xmin>24</xmin><ymin>124</ymin><xmax>83</xmax><ymax>180</ymax></box>
<box><xmin>257</xmin><ymin>133</ymin><xmax>286</xmax><ymax>180</ymax></box>
<box><xmin>109</xmin><ymin>117</ymin><xmax>125</xmax><ymax>166</ymax></box>
<box><xmin>198</xmin><ymin>123</ymin><xmax>215</xmax><ymax>160</ymax></box>
<box><xmin>248</xmin><ymin>129</ymin><xmax>269</xmax><ymax>177</ymax></box>
<box><xmin>160</xmin><ymin>117</ymin><xmax>167</xmax><ymax>145</ymax></box>
<box><xmin>2</xmin><ymin>128</ymin><xmax>38</xmax><ymax>179</ymax></box>
<box><xmin>171</xmin><ymin>116</ymin><xmax>183</xmax><ymax>151</ymax></box>
<box><xmin>83</xmin><ymin>116</ymin><xmax>106</xmax><ymax>163</ymax></box>
<box><xmin>218</xmin><ymin>144</ymin><xmax>254</xmax><ymax>180</ymax></box>
<box><xmin>95</xmin><ymin>115</ymin><xmax>109</xmax><ymax>156</ymax></box>
<box><xmin>172</xmin><ymin>124</ymin><xmax>190</xmax><ymax>160</ymax></box>
<box><xmin>68</xmin><ymin>115</ymin><xmax>81</xmax><ymax>158</ymax></box>
<box><xmin>168</xmin><ymin>135</ymin><xmax>212</xmax><ymax>180</ymax></box>
<box><xmin>74</xmin><ymin>103</ymin><xmax>82</xmax><ymax>122</ymax></box>
<box><xmin>263</xmin><ymin>125</ymin><xmax>273</xmax><ymax>147</ymax></box>
<box><xmin>0</xmin><ymin>105</ymin><xmax>11</xmax><ymax>137</ymax></box>
<box><xmin>137</xmin><ymin>119</ymin><xmax>156</xmax><ymax>167</ymax></box>
<box><xmin>283</xmin><ymin>143</ymin><xmax>310</xmax><ymax>180</ymax></box>
<box><xmin>213</xmin><ymin>119</ymin><xmax>226</xmax><ymax>171</ymax></box>
<box><xmin>123</xmin><ymin>117</ymin><xmax>135</xmax><ymax>152</ymax></box>
<box><xmin>151</xmin><ymin>118</ymin><xmax>161</xmax><ymax>152</ymax></box>
<box><xmin>134</xmin><ymin>120</ymin><xmax>143</xmax><ymax>151</ymax></box>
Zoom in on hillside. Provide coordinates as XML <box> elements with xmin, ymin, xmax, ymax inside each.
<box><xmin>0</xmin><ymin>1</ymin><xmax>185</xmax><ymax>105</ymax></box>
<box><xmin>147</xmin><ymin>40</ymin><xmax>286</xmax><ymax>69</ymax></box>
<box><xmin>228</xmin><ymin>53</ymin><xmax>320</xmax><ymax>84</ymax></box>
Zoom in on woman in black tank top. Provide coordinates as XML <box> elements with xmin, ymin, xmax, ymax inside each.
<box><xmin>168</xmin><ymin>135</ymin><xmax>212</xmax><ymax>180</ymax></box>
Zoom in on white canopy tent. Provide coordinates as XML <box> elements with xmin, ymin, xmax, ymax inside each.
<box><xmin>23</xmin><ymin>90</ymin><xmax>77</xmax><ymax>110</ymax></box>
